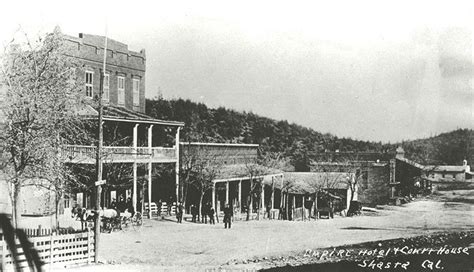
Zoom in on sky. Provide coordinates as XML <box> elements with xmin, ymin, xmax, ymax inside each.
<box><xmin>1</xmin><ymin>0</ymin><xmax>472</xmax><ymax>143</ymax></box>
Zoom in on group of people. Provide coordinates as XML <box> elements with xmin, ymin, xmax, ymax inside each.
<box><xmin>188</xmin><ymin>203</ymin><xmax>233</xmax><ymax>228</ymax></box>
<box><xmin>109</xmin><ymin>196</ymin><xmax>135</xmax><ymax>216</ymax></box>
<box><xmin>107</xmin><ymin>197</ymin><xmax>234</xmax><ymax>228</ymax></box>
<box><xmin>190</xmin><ymin>202</ymin><xmax>215</xmax><ymax>224</ymax></box>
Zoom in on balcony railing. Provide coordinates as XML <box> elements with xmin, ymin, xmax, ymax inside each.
<box><xmin>63</xmin><ymin>145</ymin><xmax>177</xmax><ymax>164</ymax></box>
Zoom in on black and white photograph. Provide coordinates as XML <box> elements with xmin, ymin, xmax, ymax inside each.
<box><xmin>0</xmin><ymin>1</ymin><xmax>473</xmax><ymax>271</ymax></box>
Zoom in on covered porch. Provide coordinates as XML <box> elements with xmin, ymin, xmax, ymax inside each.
<box><xmin>68</xmin><ymin>105</ymin><xmax>184</xmax><ymax>218</ymax></box>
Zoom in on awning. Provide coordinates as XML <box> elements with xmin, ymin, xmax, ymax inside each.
<box><xmin>77</xmin><ymin>104</ymin><xmax>184</xmax><ymax>126</ymax></box>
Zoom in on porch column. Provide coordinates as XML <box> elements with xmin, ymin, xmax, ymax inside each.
<box><xmin>238</xmin><ymin>180</ymin><xmax>242</xmax><ymax>212</ymax></box>
<box><xmin>132</xmin><ymin>124</ymin><xmax>139</xmax><ymax>212</ymax></box>
<box><xmin>148</xmin><ymin>125</ymin><xmax>154</xmax><ymax>218</ymax></box>
<box><xmin>302</xmin><ymin>195</ymin><xmax>305</xmax><ymax>220</ymax></box>
<box><xmin>271</xmin><ymin>177</ymin><xmax>275</xmax><ymax>210</ymax></box>
<box><xmin>280</xmin><ymin>190</ymin><xmax>284</xmax><ymax>209</ymax></box>
<box><xmin>226</xmin><ymin>181</ymin><xmax>229</xmax><ymax>205</ymax></box>
<box><xmin>250</xmin><ymin>179</ymin><xmax>253</xmax><ymax>213</ymax></box>
<box><xmin>175</xmin><ymin>127</ymin><xmax>181</xmax><ymax>202</ymax></box>
<box><xmin>292</xmin><ymin>194</ymin><xmax>295</xmax><ymax>221</ymax></box>
<box><xmin>212</xmin><ymin>182</ymin><xmax>216</xmax><ymax>211</ymax></box>
<box><xmin>314</xmin><ymin>191</ymin><xmax>318</xmax><ymax>219</ymax></box>
<box><xmin>261</xmin><ymin>182</ymin><xmax>265</xmax><ymax>217</ymax></box>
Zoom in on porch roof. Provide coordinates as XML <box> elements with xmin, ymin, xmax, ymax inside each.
<box><xmin>425</xmin><ymin>165</ymin><xmax>467</xmax><ymax>173</ymax></box>
<box><xmin>273</xmin><ymin>172</ymin><xmax>350</xmax><ymax>194</ymax></box>
<box><xmin>212</xmin><ymin>164</ymin><xmax>283</xmax><ymax>183</ymax></box>
<box><xmin>77</xmin><ymin>104</ymin><xmax>184</xmax><ymax>126</ymax></box>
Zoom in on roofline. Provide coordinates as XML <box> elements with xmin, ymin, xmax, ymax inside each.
<box><xmin>82</xmin><ymin>115</ymin><xmax>184</xmax><ymax>126</ymax></box>
<box><xmin>180</xmin><ymin>142</ymin><xmax>259</xmax><ymax>148</ymax></box>
<box><xmin>213</xmin><ymin>173</ymin><xmax>283</xmax><ymax>183</ymax></box>
<box><xmin>428</xmin><ymin>169</ymin><xmax>466</xmax><ymax>173</ymax></box>
<box><xmin>396</xmin><ymin>157</ymin><xmax>425</xmax><ymax>170</ymax></box>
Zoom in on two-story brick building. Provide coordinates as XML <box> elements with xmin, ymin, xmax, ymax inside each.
<box><xmin>64</xmin><ymin>33</ymin><xmax>146</xmax><ymax>113</ymax></box>
<box><xmin>61</xmin><ymin>32</ymin><xmax>186</xmax><ymax>217</ymax></box>
<box><xmin>0</xmin><ymin>31</ymin><xmax>185</xmax><ymax>219</ymax></box>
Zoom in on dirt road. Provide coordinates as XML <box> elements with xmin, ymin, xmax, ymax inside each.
<box><xmin>64</xmin><ymin>195</ymin><xmax>470</xmax><ymax>271</ymax></box>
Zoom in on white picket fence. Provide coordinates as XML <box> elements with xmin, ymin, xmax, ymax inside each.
<box><xmin>1</xmin><ymin>229</ymin><xmax>94</xmax><ymax>271</ymax></box>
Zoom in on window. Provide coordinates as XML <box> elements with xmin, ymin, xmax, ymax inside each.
<box><xmin>133</xmin><ymin>78</ymin><xmax>140</xmax><ymax>106</ymax></box>
<box><xmin>85</xmin><ymin>71</ymin><xmax>94</xmax><ymax>98</ymax></box>
<box><xmin>117</xmin><ymin>76</ymin><xmax>125</xmax><ymax>105</ymax></box>
<box><xmin>103</xmin><ymin>73</ymin><xmax>110</xmax><ymax>102</ymax></box>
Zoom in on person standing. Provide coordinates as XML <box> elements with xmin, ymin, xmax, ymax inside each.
<box><xmin>209</xmin><ymin>205</ymin><xmax>215</xmax><ymax>225</ymax></box>
<box><xmin>201</xmin><ymin>203</ymin><xmax>208</xmax><ymax>224</ymax></box>
<box><xmin>190</xmin><ymin>204</ymin><xmax>197</xmax><ymax>223</ymax></box>
<box><xmin>223</xmin><ymin>204</ymin><xmax>233</xmax><ymax>229</ymax></box>
<box><xmin>110</xmin><ymin>198</ymin><xmax>117</xmax><ymax>210</ymax></box>
<box><xmin>117</xmin><ymin>196</ymin><xmax>126</xmax><ymax>213</ymax></box>
<box><xmin>126</xmin><ymin>197</ymin><xmax>135</xmax><ymax>216</ymax></box>
<box><xmin>176</xmin><ymin>202</ymin><xmax>183</xmax><ymax>223</ymax></box>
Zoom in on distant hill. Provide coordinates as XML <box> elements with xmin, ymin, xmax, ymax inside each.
<box><xmin>146</xmin><ymin>97</ymin><xmax>473</xmax><ymax>169</ymax></box>
<box><xmin>396</xmin><ymin>129</ymin><xmax>474</xmax><ymax>167</ymax></box>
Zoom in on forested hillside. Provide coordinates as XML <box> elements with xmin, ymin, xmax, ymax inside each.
<box><xmin>399</xmin><ymin>129</ymin><xmax>474</xmax><ymax>166</ymax></box>
<box><xmin>146</xmin><ymin>97</ymin><xmax>473</xmax><ymax>168</ymax></box>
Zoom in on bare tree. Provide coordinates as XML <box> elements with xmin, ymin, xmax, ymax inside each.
<box><xmin>243</xmin><ymin>151</ymin><xmax>285</xmax><ymax>220</ymax></box>
<box><xmin>279</xmin><ymin>174</ymin><xmax>297</xmax><ymax>220</ymax></box>
<box><xmin>311</xmin><ymin>158</ymin><xmax>366</xmax><ymax>216</ymax></box>
<box><xmin>180</xmin><ymin>143</ymin><xmax>224</xmax><ymax>220</ymax></box>
<box><xmin>179</xmin><ymin>142</ymin><xmax>200</xmax><ymax>209</ymax></box>
<box><xmin>305</xmin><ymin>170</ymin><xmax>347</xmax><ymax>219</ymax></box>
<box><xmin>0</xmin><ymin>28</ymin><xmax>85</xmax><ymax>227</ymax></box>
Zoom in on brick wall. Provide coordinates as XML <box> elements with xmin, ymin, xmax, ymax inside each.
<box><xmin>180</xmin><ymin>143</ymin><xmax>259</xmax><ymax>165</ymax></box>
<box><xmin>312</xmin><ymin>161</ymin><xmax>391</xmax><ymax>206</ymax></box>
<box><xmin>358</xmin><ymin>164</ymin><xmax>390</xmax><ymax>206</ymax></box>
<box><xmin>63</xmin><ymin>33</ymin><xmax>146</xmax><ymax>113</ymax></box>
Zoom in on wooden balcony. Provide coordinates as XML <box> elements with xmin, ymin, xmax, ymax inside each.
<box><xmin>63</xmin><ymin>145</ymin><xmax>177</xmax><ymax>164</ymax></box>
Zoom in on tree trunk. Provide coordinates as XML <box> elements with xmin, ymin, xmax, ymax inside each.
<box><xmin>256</xmin><ymin>188</ymin><xmax>261</xmax><ymax>220</ymax></box>
<box><xmin>314</xmin><ymin>192</ymin><xmax>318</xmax><ymax>220</ymax></box>
<box><xmin>198</xmin><ymin>190</ymin><xmax>204</xmax><ymax>222</ymax></box>
<box><xmin>249</xmin><ymin>179</ymin><xmax>253</xmax><ymax>213</ymax></box>
<box><xmin>10</xmin><ymin>183</ymin><xmax>20</xmax><ymax>229</ymax></box>
<box><xmin>285</xmin><ymin>192</ymin><xmax>289</xmax><ymax>220</ymax></box>
<box><xmin>347</xmin><ymin>185</ymin><xmax>356</xmax><ymax>216</ymax></box>
<box><xmin>55</xmin><ymin>193</ymin><xmax>62</xmax><ymax>230</ymax></box>
<box><xmin>182</xmin><ymin>178</ymin><xmax>189</xmax><ymax>211</ymax></box>
<box><xmin>246</xmin><ymin>195</ymin><xmax>251</xmax><ymax>221</ymax></box>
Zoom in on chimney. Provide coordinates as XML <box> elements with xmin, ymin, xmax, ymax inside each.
<box><xmin>395</xmin><ymin>146</ymin><xmax>405</xmax><ymax>159</ymax></box>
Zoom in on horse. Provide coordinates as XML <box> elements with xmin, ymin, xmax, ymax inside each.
<box><xmin>71</xmin><ymin>206</ymin><xmax>121</xmax><ymax>231</ymax></box>
<box><xmin>71</xmin><ymin>206</ymin><xmax>96</xmax><ymax>230</ymax></box>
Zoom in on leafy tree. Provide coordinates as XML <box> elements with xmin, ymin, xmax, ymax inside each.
<box><xmin>289</xmin><ymin>140</ymin><xmax>311</xmax><ymax>171</ymax></box>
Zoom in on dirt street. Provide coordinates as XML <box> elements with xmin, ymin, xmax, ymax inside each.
<box><xmin>54</xmin><ymin>193</ymin><xmax>473</xmax><ymax>271</ymax></box>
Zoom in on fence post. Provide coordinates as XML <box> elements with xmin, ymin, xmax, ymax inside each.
<box><xmin>1</xmin><ymin>237</ymin><xmax>6</xmax><ymax>270</ymax></box>
<box><xmin>87</xmin><ymin>227</ymin><xmax>91</xmax><ymax>264</ymax></box>
<box><xmin>49</xmin><ymin>229</ymin><xmax>54</xmax><ymax>269</ymax></box>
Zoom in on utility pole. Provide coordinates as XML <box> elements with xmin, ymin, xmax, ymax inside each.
<box><xmin>95</xmin><ymin>26</ymin><xmax>108</xmax><ymax>264</ymax></box>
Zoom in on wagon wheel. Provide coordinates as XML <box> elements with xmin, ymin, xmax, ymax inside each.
<box><xmin>120</xmin><ymin>216</ymin><xmax>131</xmax><ymax>231</ymax></box>
<box><xmin>101</xmin><ymin>219</ymin><xmax>112</xmax><ymax>233</ymax></box>
<box><xmin>132</xmin><ymin>212</ymin><xmax>142</xmax><ymax>231</ymax></box>
<box><xmin>136</xmin><ymin>212</ymin><xmax>143</xmax><ymax>226</ymax></box>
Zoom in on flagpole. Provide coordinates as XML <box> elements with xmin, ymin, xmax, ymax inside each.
<box><xmin>95</xmin><ymin>20</ymin><xmax>107</xmax><ymax>264</ymax></box>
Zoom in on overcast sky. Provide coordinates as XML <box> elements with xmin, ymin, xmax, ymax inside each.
<box><xmin>1</xmin><ymin>0</ymin><xmax>472</xmax><ymax>143</ymax></box>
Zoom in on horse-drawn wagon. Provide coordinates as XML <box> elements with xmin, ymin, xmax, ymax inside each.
<box><xmin>72</xmin><ymin>207</ymin><xmax>142</xmax><ymax>232</ymax></box>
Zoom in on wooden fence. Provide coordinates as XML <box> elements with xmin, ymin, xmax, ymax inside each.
<box><xmin>19</xmin><ymin>227</ymin><xmax>84</xmax><ymax>238</ymax></box>
<box><xmin>1</xmin><ymin>229</ymin><xmax>94</xmax><ymax>271</ymax></box>
<box><xmin>293</xmin><ymin>207</ymin><xmax>305</xmax><ymax>220</ymax></box>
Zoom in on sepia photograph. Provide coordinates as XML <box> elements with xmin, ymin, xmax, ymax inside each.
<box><xmin>0</xmin><ymin>1</ymin><xmax>472</xmax><ymax>271</ymax></box>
